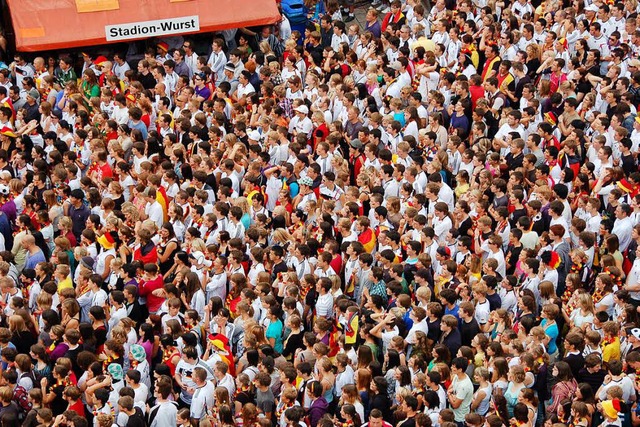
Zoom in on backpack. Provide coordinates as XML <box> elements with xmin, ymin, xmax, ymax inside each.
<box><xmin>12</xmin><ymin>384</ymin><xmax>31</xmax><ymax>419</ymax></box>
<box><xmin>19</xmin><ymin>371</ymin><xmax>43</xmax><ymax>391</ymax></box>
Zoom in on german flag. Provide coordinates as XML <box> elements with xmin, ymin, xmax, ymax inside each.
<box><xmin>345</xmin><ymin>311</ymin><xmax>358</xmax><ymax>345</ymax></box>
<box><xmin>156</xmin><ymin>186</ymin><xmax>169</xmax><ymax>222</ymax></box>
<box><xmin>358</xmin><ymin>227</ymin><xmax>376</xmax><ymax>254</ymax></box>
<box><xmin>328</xmin><ymin>321</ymin><xmax>341</xmax><ymax>358</ymax></box>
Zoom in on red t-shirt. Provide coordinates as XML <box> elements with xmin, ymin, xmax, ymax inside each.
<box><xmin>65</xmin><ymin>230</ymin><xmax>77</xmax><ymax>247</ymax></box>
<box><xmin>469</xmin><ymin>85</ymin><xmax>485</xmax><ymax>110</ymax></box>
<box><xmin>89</xmin><ymin>162</ymin><xmax>113</xmax><ymax>180</ymax></box>
<box><xmin>330</xmin><ymin>254</ymin><xmax>342</xmax><ymax>276</ymax></box>
<box><xmin>141</xmin><ymin>114</ymin><xmax>151</xmax><ymax>129</ymax></box>
<box><xmin>68</xmin><ymin>399</ymin><xmax>85</xmax><ymax>417</ymax></box>
<box><xmin>138</xmin><ymin>275</ymin><xmax>165</xmax><ymax>313</ymax></box>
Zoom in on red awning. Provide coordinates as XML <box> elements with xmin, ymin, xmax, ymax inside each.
<box><xmin>7</xmin><ymin>0</ymin><xmax>281</xmax><ymax>52</ymax></box>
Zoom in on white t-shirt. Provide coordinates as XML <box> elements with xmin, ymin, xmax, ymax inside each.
<box><xmin>145</xmin><ymin>201</ymin><xmax>164</xmax><ymax>228</ymax></box>
<box><xmin>474</xmin><ymin>299</ymin><xmax>491</xmax><ymax>325</ymax></box>
<box><xmin>316</xmin><ymin>293</ymin><xmax>334</xmax><ymax>318</ymax></box>
<box><xmin>149</xmin><ymin>401</ymin><xmax>178</xmax><ymax>427</ymax></box>
<box><xmin>451</xmin><ymin>374</ymin><xmax>474</xmax><ymax>422</ymax></box>
<box><xmin>190</xmin><ymin>380</ymin><xmax>215</xmax><ymax>419</ymax></box>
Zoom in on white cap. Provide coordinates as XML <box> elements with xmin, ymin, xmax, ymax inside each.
<box><xmin>191</xmin><ymin>251</ymin><xmax>206</xmax><ymax>265</ymax></box>
<box><xmin>294</xmin><ymin>105</ymin><xmax>309</xmax><ymax>114</ymax></box>
<box><xmin>248</xmin><ymin>130</ymin><xmax>262</xmax><ymax>141</ymax></box>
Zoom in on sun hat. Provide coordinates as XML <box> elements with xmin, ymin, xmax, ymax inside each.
<box><xmin>130</xmin><ymin>344</ymin><xmax>146</xmax><ymax>363</ymax></box>
<box><xmin>299</xmin><ymin>176</ymin><xmax>313</xmax><ymax>186</ymax></box>
<box><xmin>97</xmin><ymin>232</ymin><xmax>116</xmax><ymax>250</ymax></box>
<box><xmin>601</xmin><ymin>399</ymin><xmax>621</xmax><ymax>420</ymax></box>
<box><xmin>107</xmin><ymin>363</ymin><xmax>124</xmax><ymax>381</ymax></box>
<box><xmin>0</xmin><ymin>128</ymin><xmax>16</xmax><ymax>138</ymax></box>
<box><xmin>94</xmin><ymin>56</ymin><xmax>108</xmax><ymax>67</ymax></box>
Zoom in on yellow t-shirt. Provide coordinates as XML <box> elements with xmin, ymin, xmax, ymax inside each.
<box><xmin>602</xmin><ymin>337</ymin><xmax>621</xmax><ymax>363</ymax></box>
<box><xmin>57</xmin><ymin>277</ymin><xmax>73</xmax><ymax>293</ymax></box>
<box><xmin>455</xmin><ymin>183</ymin><xmax>470</xmax><ymax>198</ymax></box>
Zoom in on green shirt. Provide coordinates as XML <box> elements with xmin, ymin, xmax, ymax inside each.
<box><xmin>82</xmin><ymin>82</ymin><xmax>100</xmax><ymax>99</ymax></box>
<box><xmin>55</xmin><ymin>67</ymin><xmax>77</xmax><ymax>85</ymax></box>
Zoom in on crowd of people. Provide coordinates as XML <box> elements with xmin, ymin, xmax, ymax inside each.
<box><xmin>0</xmin><ymin>0</ymin><xmax>638</xmax><ymax>426</ymax></box>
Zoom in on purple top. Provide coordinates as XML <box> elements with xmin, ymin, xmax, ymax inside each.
<box><xmin>137</xmin><ymin>339</ymin><xmax>153</xmax><ymax>364</ymax></box>
<box><xmin>195</xmin><ymin>85</ymin><xmax>211</xmax><ymax>100</ymax></box>
<box><xmin>50</xmin><ymin>342</ymin><xmax>69</xmax><ymax>363</ymax></box>
<box><xmin>0</xmin><ymin>200</ymin><xmax>16</xmax><ymax>223</ymax></box>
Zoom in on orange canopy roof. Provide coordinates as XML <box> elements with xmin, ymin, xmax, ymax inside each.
<box><xmin>7</xmin><ymin>0</ymin><xmax>281</xmax><ymax>52</ymax></box>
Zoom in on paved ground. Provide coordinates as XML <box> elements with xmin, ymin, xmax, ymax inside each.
<box><xmin>353</xmin><ymin>2</ymin><xmax>372</xmax><ymax>27</ymax></box>
<box><xmin>349</xmin><ymin>0</ymin><xmax>430</xmax><ymax>29</ymax></box>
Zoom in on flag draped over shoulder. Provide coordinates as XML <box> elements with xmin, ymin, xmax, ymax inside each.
<box><xmin>208</xmin><ymin>333</ymin><xmax>235</xmax><ymax>376</ymax></box>
<box><xmin>345</xmin><ymin>311</ymin><xmax>358</xmax><ymax>345</ymax></box>
<box><xmin>358</xmin><ymin>228</ymin><xmax>376</xmax><ymax>253</ymax></box>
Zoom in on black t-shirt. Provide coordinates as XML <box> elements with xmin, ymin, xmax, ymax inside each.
<box><xmin>399</xmin><ymin>417</ymin><xmax>417</xmax><ymax>427</ymax></box>
<box><xmin>95</xmin><ymin>325</ymin><xmax>108</xmax><ymax>349</ymax></box>
<box><xmin>510</xmin><ymin>207</ymin><xmax>527</xmax><ymax>228</ymax></box>
<box><xmin>486</xmin><ymin>292</ymin><xmax>502</xmax><ymax>312</ymax></box>
<box><xmin>125</xmin><ymin>301</ymin><xmax>146</xmax><ymax>329</ymax></box>
<box><xmin>426</xmin><ymin>318</ymin><xmax>441</xmax><ymax>343</ymax></box>
<box><xmin>370</xmin><ymin>394</ymin><xmax>392</xmax><ymax>421</ymax></box>
<box><xmin>505</xmin><ymin>152</ymin><xmax>524</xmax><ymax>171</ymax></box>
<box><xmin>235</xmin><ymin>389</ymin><xmax>254</xmax><ymax>407</ymax></box>
<box><xmin>64</xmin><ymin>346</ymin><xmax>83</xmax><ymax>379</ymax></box>
<box><xmin>271</xmin><ymin>260</ymin><xmax>288</xmax><ymax>282</ymax></box>
<box><xmin>126</xmin><ymin>408</ymin><xmax>146</xmax><ymax>427</ymax></box>
<box><xmin>458</xmin><ymin>216</ymin><xmax>473</xmax><ymax>238</ymax></box>
<box><xmin>577</xmin><ymin>368</ymin><xmax>606</xmax><ymax>392</ymax></box>
<box><xmin>460</xmin><ymin>318</ymin><xmax>480</xmax><ymax>347</ymax></box>
<box><xmin>563</xmin><ymin>352</ymin><xmax>585</xmax><ymax>380</ymax></box>
<box><xmin>282</xmin><ymin>331</ymin><xmax>303</xmax><ymax>361</ymax></box>
<box><xmin>49</xmin><ymin>383</ymin><xmax>67</xmax><ymax>416</ymax></box>
<box><xmin>621</xmin><ymin>153</ymin><xmax>637</xmax><ymax>175</ymax></box>
<box><xmin>11</xmin><ymin>331</ymin><xmax>36</xmax><ymax>356</ymax></box>
<box><xmin>138</xmin><ymin>72</ymin><xmax>156</xmax><ymax>90</ymax></box>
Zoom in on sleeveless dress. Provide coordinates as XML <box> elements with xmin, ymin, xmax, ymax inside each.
<box><xmin>474</xmin><ymin>383</ymin><xmax>493</xmax><ymax>416</ymax></box>
<box><xmin>504</xmin><ymin>382</ymin><xmax>524</xmax><ymax>417</ymax></box>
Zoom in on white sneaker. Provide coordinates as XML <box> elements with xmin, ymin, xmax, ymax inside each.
<box><xmin>380</xmin><ymin>6</ymin><xmax>390</xmax><ymax>13</ymax></box>
<box><xmin>371</xmin><ymin>0</ymin><xmax>381</xmax><ymax>5</ymax></box>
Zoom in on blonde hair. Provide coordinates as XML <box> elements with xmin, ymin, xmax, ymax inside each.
<box><xmin>578</xmin><ymin>292</ymin><xmax>595</xmax><ymax>314</ymax></box>
<box><xmin>190</xmin><ymin>238</ymin><xmax>207</xmax><ymax>253</ymax></box>
<box><xmin>8</xmin><ymin>315</ymin><xmax>27</xmax><ymax>333</ymax></box>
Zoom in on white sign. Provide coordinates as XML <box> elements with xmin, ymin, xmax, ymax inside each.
<box><xmin>105</xmin><ymin>15</ymin><xmax>200</xmax><ymax>42</ymax></box>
